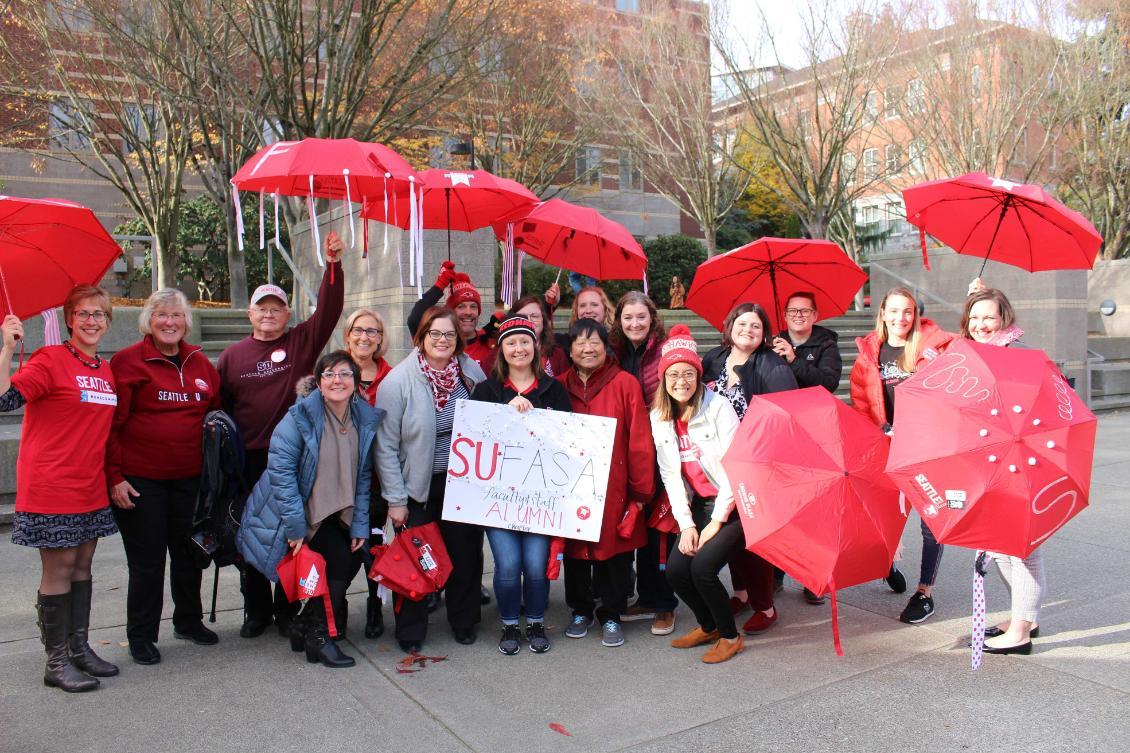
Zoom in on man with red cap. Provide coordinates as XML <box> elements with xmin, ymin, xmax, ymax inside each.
<box><xmin>407</xmin><ymin>261</ymin><xmax>496</xmax><ymax>369</ymax></box>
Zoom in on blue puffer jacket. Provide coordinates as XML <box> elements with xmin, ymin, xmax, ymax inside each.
<box><xmin>237</xmin><ymin>391</ymin><xmax>384</xmax><ymax>581</ymax></box>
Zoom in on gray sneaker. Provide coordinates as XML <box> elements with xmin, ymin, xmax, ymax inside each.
<box><xmin>601</xmin><ymin>620</ymin><xmax>625</xmax><ymax>647</ymax></box>
<box><xmin>565</xmin><ymin>615</ymin><xmax>594</xmax><ymax>639</ymax></box>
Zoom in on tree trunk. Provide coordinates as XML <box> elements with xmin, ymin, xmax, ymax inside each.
<box><xmin>154</xmin><ymin>234</ymin><xmax>178</xmax><ymax>291</ymax></box>
<box><xmin>226</xmin><ymin>209</ymin><xmax>248</xmax><ymax>307</ymax></box>
<box><xmin>703</xmin><ymin>227</ymin><xmax>718</xmax><ymax>257</ymax></box>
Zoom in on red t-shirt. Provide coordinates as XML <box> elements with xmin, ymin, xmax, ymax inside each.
<box><xmin>674</xmin><ymin>419</ymin><xmax>719</xmax><ymax>499</ymax></box>
<box><xmin>11</xmin><ymin>345</ymin><xmax>116</xmax><ymax>514</ymax></box>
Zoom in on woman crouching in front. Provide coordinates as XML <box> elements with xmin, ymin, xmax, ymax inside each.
<box><xmin>238</xmin><ymin>350</ymin><xmax>383</xmax><ymax>667</ymax></box>
<box><xmin>650</xmin><ymin>326</ymin><xmax>744</xmax><ymax>663</ymax></box>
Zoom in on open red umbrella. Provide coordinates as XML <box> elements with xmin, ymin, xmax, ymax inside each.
<box><xmin>885</xmin><ymin>339</ymin><xmax>1096</xmax><ymax>558</ymax></box>
<box><xmin>490</xmin><ymin>197</ymin><xmax>647</xmax><ymax>281</ymax></box>
<box><xmin>0</xmin><ymin>195</ymin><xmax>121</xmax><ymax>320</ymax></box>
<box><xmin>723</xmin><ymin>387</ymin><xmax>907</xmax><ymax>654</ymax></box>
<box><xmin>902</xmin><ymin>172</ymin><xmax>1103</xmax><ymax>275</ymax></box>
<box><xmin>684</xmin><ymin>237</ymin><xmax>867</xmax><ymax>333</ymax></box>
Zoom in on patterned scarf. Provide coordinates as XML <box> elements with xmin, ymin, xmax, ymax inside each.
<box><xmin>417</xmin><ymin>350</ymin><xmax>461</xmax><ymax>412</ymax></box>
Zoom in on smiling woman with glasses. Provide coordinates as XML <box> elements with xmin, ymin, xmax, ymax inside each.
<box><xmin>0</xmin><ymin>285</ymin><xmax>121</xmax><ymax>692</ymax></box>
<box><xmin>770</xmin><ymin>291</ymin><xmax>844</xmax><ymax>397</ymax></box>
<box><xmin>375</xmin><ymin>306</ymin><xmax>487</xmax><ymax>653</ymax></box>
<box><xmin>237</xmin><ymin>350</ymin><xmax>382</xmax><ymax>668</ymax></box>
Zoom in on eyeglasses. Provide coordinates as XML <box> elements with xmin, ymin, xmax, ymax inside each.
<box><xmin>785</xmin><ymin>307</ymin><xmax>815</xmax><ymax>317</ymax></box>
<box><xmin>320</xmin><ymin>370</ymin><xmax>355</xmax><ymax>381</ymax></box>
<box><xmin>426</xmin><ymin>330</ymin><xmax>458</xmax><ymax>341</ymax></box>
<box><xmin>153</xmin><ymin>312</ymin><xmax>185</xmax><ymax>322</ymax></box>
<box><xmin>252</xmin><ymin>306</ymin><xmax>286</xmax><ymax>317</ymax></box>
<box><xmin>665</xmin><ymin>370</ymin><xmax>697</xmax><ymax>384</ymax></box>
<box><xmin>349</xmin><ymin>327</ymin><xmax>383</xmax><ymax>338</ymax></box>
<box><xmin>74</xmin><ymin>310</ymin><xmax>108</xmax><ymax>322</ymax></box>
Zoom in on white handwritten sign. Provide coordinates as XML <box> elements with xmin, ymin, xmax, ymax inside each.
<box><xmin>442</xmin><ymin>400</ymin><xmax>616</xmax><ymax>541</ymax></box>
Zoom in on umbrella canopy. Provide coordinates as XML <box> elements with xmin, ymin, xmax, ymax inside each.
<box><xmin>885</xmin><ymin>339</ymin><xmax>1097</xmax><ymax>558</ymax></box>
<box><xmin>723</xmin><ymin>387</ymin><xmax>907</xmax><ymax>597</ymax></box>
<box><xmin>362</xmin><ymin>168</ymin><xmax>538</xmax><ymax>231</ymax></box>
<box><xmin>684</xmin><ymin>237</ymin><xmax>867</xmax><ymax>334</ymax></box>
<box><xmin>0</xmin><ymin>196</ymin><xmax>122</xmax><ymax>320</ymax></box>
<box><xmin>489</xmin><ymin>198</ymin><xmax>647</xmax><ymax>281</ymax></box>
<box><xmin>902</xmin><ymin>172</ymin><xmax>1104</xmax><ymax>275</ymax></box>
<box><xmin>231</xmin><ymin>137</ymin><xmax>414</xmax><ymax>200</ymax></box>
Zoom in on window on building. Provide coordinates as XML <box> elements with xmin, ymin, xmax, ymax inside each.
<box><xmin>908</xmin><ymin>139</ymin><xmax>926</xmax><ymax>175</ymax></box>
<box><xmin>618</xmin><ymin>151</ymin><xmax>642</xmax><ymax>191</ymax></box>
<box><xmin>48</xmin><ymin>1</ymin><xmax>93</xmax><ymax>30</ymax></box>
<box><xmin>615</xmin><ymin>0</ymin><xmax>639</xmax><ymax>12</ymax></box>
<box><xmin>576</xmin><ymin>147</ymin><xmax>602</xmax><ymax>187</ymax></box>
<box><xmin>862</xmin><ymin>148</ymin><xmax>878</xmax><ymax>180</ymax></box>
<box><xmin>885</xmin><ymin>143</ymin><xmax>901</xmax><ymax>174</ymax></box>
<box><xmin>971</xmin><ymin>127</ymin><xmax>985</xmax><ymax>166</ymax></box>
<box><xmin>884</xmin><ymin>86</ymin><xmax>901</xmax><ymax>120</ymax></box>
<box><xmin>841</xmin><ymin>152</ymin><xmax>857</xmax><ymax>185</ymax></box>
<box><xmin>906</xmin><ymin>78</ymin><xmax>925</xmax><ymax>115</ymax></box>
<box><xmin>1012</xmin><ymin>127</ymin><xmax>1028</xmax><ymax>165</ymax></box>
<box><xmin>864</xmin><ymin>90</ymin><xmax>878</xmax><ymax>122</ymax></box>
<box><xmin>861</xmin><ymin>204</ymin><xmax>881</xmax><ymax>226</ymax></box>
<box><xmin>971</xmin><ymin>65</ymin><xmax>982</xmax><ymax>98</ymax></box>
<box><xmin>123</xmin><ymin>104</ymin><xmax>157</xmax><ymax>156</ymax></box>
<box><xmin>49</xmin><ymin>98</ymin><xmax>90</xmax><ymax>151</ymax></box>
<box><xmin>886</xmin><ymin>201</ymin><xmax>906</xmax><ymax>233</ymax></box>
<box><xmin>261</xmin><ymin>118</ymin><xmax>283</xmax><ymax>145</ymax></box>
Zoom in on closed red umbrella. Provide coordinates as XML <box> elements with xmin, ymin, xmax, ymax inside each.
<box><xmin>684</xmin><ymin>237</ymin><xmax>867</xmax><ymax>333</ymax></box>
<box><xmin>902</xmin><ymin>172</ymin><xmax>1103</xmax><ymax>275</ymax></box>
<box><xmin>0</xmin><ymin>196</ymin><xmax>122</xmax><ymax>321</ymax></box>
<box><xmin>276</xmin><ymin>546</ymin><xmax>339</xmax><ymax>637</ymax></box>
<box><xmin>723</xmin><ymin>387</ymin><xmax>907</xmax><ymax>654</ymax></box>
<box><xmin>885</xmin><ymin>339</ymin><xmax>1096</xmax><ymax>558</ymax></box>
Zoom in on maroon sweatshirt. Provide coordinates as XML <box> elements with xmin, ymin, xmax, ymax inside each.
<box><xmin>106</xmin><ymin>336</ymin><xmax>222</xmax><ymax>485</ymax></box>
<box><xmin>218</xmin><ymin>262</ymin><xmax>344</xmax><ymax>450</ymax></box>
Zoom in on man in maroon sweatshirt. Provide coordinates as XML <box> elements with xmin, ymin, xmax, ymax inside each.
<box><xmin>219</xmin><ymin>232</ymin><xmax>345</xmax><ymax>638</ymax></box>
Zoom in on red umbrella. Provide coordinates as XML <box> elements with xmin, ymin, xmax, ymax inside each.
<box><xmin>902</xmin><ymin>172</ymin><xmax>1104</xmax><ymax>275</ymax></box>
<box><xmin>723</xmin><ymin>387</ymin><xmax>907</xmax><ymax>654</ymax></box>
<box><xmin>369</xmin><ymin>522</ymin><xmax>453</xmax><ymax>601</ymax></box>
<box><xmin>0</xmin><ymin>195</ymin><xmax>121</xmax><ymax>320</ymax></box>
<box><xmin>885</xmin><ymin>339</ymin><xmax>1096</xmax><ymax>558</ymax></box>
<box><xmin>684</xmin><ymin>237</ymin><xmax>867</xmax><ymax>334</ymax></box>
<box><xmin>489</xmin><ymin>197</ymin><xmax>647</xmax><ymax>282</ymax></box>
<box><xmin>276</xmin><ymin>546</ymin><xmax>339</xmax><ymax>637</ymax></box>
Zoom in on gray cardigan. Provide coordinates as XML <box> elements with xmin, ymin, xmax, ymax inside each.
<box><xmin>375</xmin><ymin>348</ymin><xmax>486</xmax><ymax>507</ymax></box>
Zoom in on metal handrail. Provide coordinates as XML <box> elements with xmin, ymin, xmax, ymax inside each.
<box><xmin>862</xmin><ymin>261</ymin><xmax>963</xmax><ymax>316</ymax></box>
<box><xmin>266</xmin><ymin>238</ymin><xmax>317</xmax><ymax>311</ymax></box>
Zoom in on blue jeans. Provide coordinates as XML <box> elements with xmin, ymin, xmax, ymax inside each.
<box><xmin>485</xmin><ymin>528</ymin><xmax>551</xmax><ymax>623</ymax></box>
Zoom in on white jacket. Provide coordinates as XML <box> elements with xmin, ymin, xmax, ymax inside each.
<box><xmin>650</xmin><ymin>389</ymin><xmax>740</xmax><ymax>531</ymax></box>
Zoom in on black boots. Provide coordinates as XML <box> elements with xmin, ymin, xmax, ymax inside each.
<box><xmin>37</xmin><ymin>592</ymin><xmax>99</xmax><ymax>692</ymax></box>
<box><xmin>304</xmin><ymin>626</ymin><xmax>355</xmax><ymax>668</ymax></box>
<box><xmin>364</xmin><ymin>595</ymin><xmax>385</xmax><ymax>639</ymax></box>
<box><xmin>68</xmin><ymin>580</ymin><xmax>119</xmax><ymax>677</ymax></box>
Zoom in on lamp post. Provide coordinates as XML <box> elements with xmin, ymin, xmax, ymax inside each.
<box><xmin>448</xmin><ymin>139</ymin><xmax>475</xmax><ymax>170</ymax></box>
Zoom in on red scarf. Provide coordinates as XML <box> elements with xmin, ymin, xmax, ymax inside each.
<box><xmin>417</xmin><ymin>350</ymin><xmax>461</xmax><ymax>412</ymax></box>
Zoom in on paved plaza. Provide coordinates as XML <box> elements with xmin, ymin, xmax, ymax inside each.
<box><xmin>1</xmin><ymin>413</ymin><xmax>1128</xmax><ymax>753</ymax></box>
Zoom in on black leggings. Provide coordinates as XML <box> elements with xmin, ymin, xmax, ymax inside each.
<box><xmin>665</xmin><ymin>498</ymin><xmax>745</xmax><ymax>640</ymax></box>
<box><xmin>304</xmin><ymin>521</ymin><xmax>362</xmax><ymax>632</ymax></box>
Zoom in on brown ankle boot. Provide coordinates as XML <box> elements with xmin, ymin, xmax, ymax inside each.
<box><xmin>702</xmin><ymin>635</ymin><xmax>744</xmax><ymax>664</ymax></box>
<box><xmin>670</xmin><ymin>626</ymin><xmax>720</xmax><ymax>648</ymax></box>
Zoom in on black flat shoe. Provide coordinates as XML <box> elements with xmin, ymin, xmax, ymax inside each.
<box><xmin>239</xmin><ymin>616</ymin><xmax>271</xmax><ymax>638</ymax></box>
<box><xmin>985</xmin><ymin>626</ymin><xmax>1040</xmax><ymax>639</ymax></box>
<box><xmin>983</xmin><ymin>640</ymin><xmax>1032</xmax><ymax>655</ymax></box>
<box><xmin>398</xmin><ymin>640</ymin><xmax>422</xmax><ymax>654</ymax></box>
<box><xmin>174</xmin><ymin>622</ymin><xmax>219</xmax><ymax>646</ymax></box>
<box><xmin>453</xmin><ymin>627</ymin><xmax>477</xmax><ymax>645</ymax></box>
<box><xmin>364</xmin><ymin>596</ymin><xmax>385</xmax><ymax>639</ymax></box>
<box><xmin>128</xmin><ymin>640</ymin><xmax>161</xmax><ymax>665</ymax></box>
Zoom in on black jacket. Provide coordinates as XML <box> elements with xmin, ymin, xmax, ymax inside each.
<box><xmin>701</xmin><ymin>345</ymin><xmax>798</xmax><ymax>400</ymax></box>
<box><xmin>469</xmin><ymin>374</ymin><xmax>573</xmax><ymax>412</ymax></box>
<box><xmin>776</xmin><ymin>324</ymin><xmax>842</xmax><ymax>393</ymax></box>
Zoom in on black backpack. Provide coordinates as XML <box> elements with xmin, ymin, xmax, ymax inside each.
<box><xmin>190</xmin><ymin>410</ymin><xmax>248</xmax><ymax>572</ymax></box>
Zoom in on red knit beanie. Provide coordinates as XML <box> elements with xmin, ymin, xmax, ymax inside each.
<box><xmin>446</xmin><ymin>273</ymin><xmax>481</xmax><ymax>311</ymax></box>
<box><xmin>657</xmin><ymin>324</ymin><xmax>702</xmax><ymax>381</ymax></box>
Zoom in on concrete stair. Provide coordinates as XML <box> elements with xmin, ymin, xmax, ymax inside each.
<box><xmin>1086</xmin><ymin>335</ymin><xmax>1130</xmax><ymax>412</ymax></box>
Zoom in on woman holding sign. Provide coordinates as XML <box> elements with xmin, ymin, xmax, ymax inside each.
<box><xmin>650</xmin><ymin>326</ymin><xmax>744</xmax><ymax>663</ymax></box>
<box><xmin>376</xmin><ymin>307</ymin><xmax>487</xmax><ymax>653</ymax></box>
<box><xmin>1</xmin><ymin>286</ymin><xmax>119</xmax><ymax>692</ymax></box>
<box><xmin>470</xmin><ymin>315</ymin><xmax>572</xmax><ymax>655</ymax></box>
<box><xmin>559</xmin><ymin>319</ymin><xmax>655</xmax><ymax>648</ymax></box>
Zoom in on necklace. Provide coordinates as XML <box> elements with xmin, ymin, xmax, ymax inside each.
<box><xmin>64</xmin><ymin>340</ymin><xmax>102</xmax><ymax>369</ymax></box>
<box><xmin>326</xmin><ymin>403</ymin><xmax>351</xmax><ymax>435</ymax></box>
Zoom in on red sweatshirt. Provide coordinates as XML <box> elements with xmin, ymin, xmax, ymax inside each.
<box><xmin>106</xmin><ymin>336</ymin><xmax>222</xmax><ymax>485</ymax></box>
<box><xmin>218</xmin><ymin>263</ymin><xmax>344</xmax><ymax>449</ymax></box>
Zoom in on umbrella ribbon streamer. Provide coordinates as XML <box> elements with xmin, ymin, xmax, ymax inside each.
<box><xmin>917</xmin><ymin>225</ymin><xmax>931</xmax><ymax>271</ymax></box>
<box><xmin>971</xmin><ymin>551</ymin><xmax>989</xmax><ymax>671</ymax></box>
<box><xmin>41</xmin><ymin>308</ymin><xmax>61</xmax><ymax>346</ymax></box>
<box><xmin>343</xmin><ymin>169</ymin><xmax>355</xmax><ymax>249</ymax></box>
<box><xmin>231</xmin><ymin>185</ymin><xmax>245</xmax><ymax>252</ymax></box>
<box><xmin>830</xmin><ymin>583</ymin><xmax>844</xmax><ymax>657</ymax></box>
<box><xmin>258</xmin><ymin>190</ymin><xmax>265</xmax><ymax>250</ymax></box>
